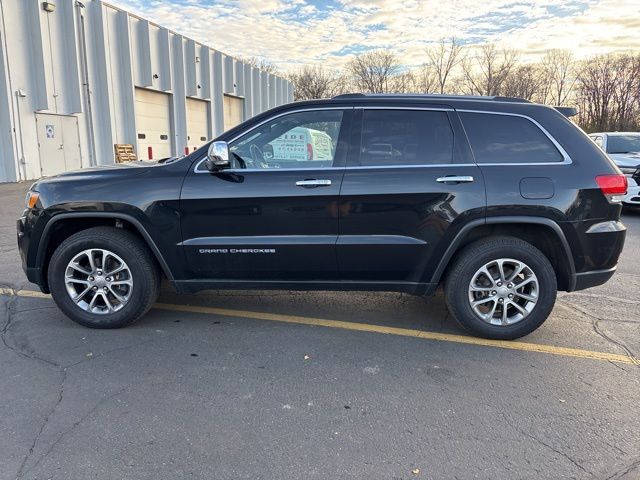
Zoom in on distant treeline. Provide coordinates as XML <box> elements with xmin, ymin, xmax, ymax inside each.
<box><xmin>250</xmin><ymin>40</ymin><xmax>640</xmax><ymax>133</ymax></box>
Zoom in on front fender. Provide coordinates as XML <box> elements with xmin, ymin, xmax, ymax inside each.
<box><xmin>34</xmin><ymin>211</ymin><xmax>176</xmax><ymax>284</ymax></box>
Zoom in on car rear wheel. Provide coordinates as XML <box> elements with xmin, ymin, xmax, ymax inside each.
<box><xmin>48</xmin><ymin>226</ymin><xmax>160</xmax><ymax>328</ymax></box>
<box><xmin>444</xmin><ymin>236</ymin><xmax>557</xmax><ymax>340</ymax></box>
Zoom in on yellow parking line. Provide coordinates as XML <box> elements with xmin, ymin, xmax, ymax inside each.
<box><xmin>154</xmin><ymin>303</ymin><xmax>638</xmax><ymax>365</ymax></box>
<box><xmin>1</xmin><ymin>287</ymin><xmax>637</xmax><ymax>365</ymax></box>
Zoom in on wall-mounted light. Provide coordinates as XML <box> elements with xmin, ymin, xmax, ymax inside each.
<box><xmin>153</xmin><ymin>74</ymin><xmax>159</xmax><ymax>79</ymax></box>
<box><xmin>16</xmin><ymin>89</ymin><xmax>27</xmax><ymax>98</ymax></box>
<box><xmin>195</xmin><ymin>56</ymin><xmax>200</xmax><ymax>63</ymax></box>
<box><xmin>42</xmin><ymin>1</ymin><xmax>56</xmax><ymax>12</ymax></box>
<box><xmin>197</xmin><ymin>84</ymin><xmax>201</xmax><ymax>90</ymax></box>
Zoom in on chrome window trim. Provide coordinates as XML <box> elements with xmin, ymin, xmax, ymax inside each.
<box><xmin>194</xmin><ymin>105</ymin><xmax>573</xmax><ymax>173</ymax></box>
<box><xmin>194</xmin><ymin>164</ymin><xmax>475</xmax><ymax>174</ymax></box>
<box><xmin>342</xmin><ymin>163</ymin><xmax>472</xmax><ymax>170</ymax></box>
<box><xmin>456</xmin><ymin>109</ymin><xmax>573</xmax><ymax>165</ymax></box>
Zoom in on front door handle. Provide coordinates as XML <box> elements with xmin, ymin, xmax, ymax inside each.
<box><xmin>436</xmin><ymin>175</ymin><xmax>474</xmax><ymax>184</ymax></box>
<box><xmin>296</xmin><ymin>179</ymin><xmax>332</xmax><ymax>187</ymax></box>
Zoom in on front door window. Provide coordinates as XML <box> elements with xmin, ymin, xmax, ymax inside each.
<box><xmin>229</xmin><ymin>110</ymin><xmax>344</xmax><ymax>169</ymax></box>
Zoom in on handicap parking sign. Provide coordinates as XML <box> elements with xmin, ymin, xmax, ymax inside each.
<box><xmin>45</xmin><ymin>124</ymin><xmax>54</xmax><ymax>139</ymax></box>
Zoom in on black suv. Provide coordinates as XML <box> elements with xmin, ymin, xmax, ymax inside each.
<box><xmin>17</xmin><ymin>94</ymin><xmax>628</xmax><ymax>339</ymax></box>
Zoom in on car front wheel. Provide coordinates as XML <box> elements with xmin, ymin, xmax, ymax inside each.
<box><xmin>48</xmin><ymin>226</ymin><xmax>160</xmax><ymax>328</ymax></box>
<box><xmin>444</xmin><ymin>236</ymin><xmax>557</xmax><ymax>340</ymax></box>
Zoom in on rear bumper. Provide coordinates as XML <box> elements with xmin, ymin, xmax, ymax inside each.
<box><xmin>566</xmin><ymin>220</ymin><xmax>625</xmax><ymax>291</ymax></box>
<box><xmin>572</xmin><ymin>266</ymin><xmax>617</xmax><ymax>291</ymax></box>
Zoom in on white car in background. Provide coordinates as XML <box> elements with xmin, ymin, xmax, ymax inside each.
<box><xmin>589</xmin><ymin>132</ymin><xmax>640</xmax><ymax>206</ymax></box>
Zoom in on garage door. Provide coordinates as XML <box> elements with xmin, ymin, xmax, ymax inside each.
<box><xmin>223</xmin><ymin>95</ymin><xmax>244</xmax><ymax>131</ymax></box>
<box><xmin>135</xmin><ymin>88</ymin><xmax>171</xmax><ymax>160</ymax></box>
<box><xmin>186</xmin><ymin>98</ymin><xmax>209</xmax><ymax>154</ymax></box>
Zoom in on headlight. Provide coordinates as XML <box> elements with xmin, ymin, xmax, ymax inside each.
<box><xmin>619</xmin><ymin>167</ymin><xmax>638</xmax><ymax>175</ymax></box>
<box><xmin>25</xmin><ymin>191</ymin><xmax>40</xmax><ymax>209</ymax></box>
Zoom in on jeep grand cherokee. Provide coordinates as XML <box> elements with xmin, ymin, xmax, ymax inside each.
<box><xmin>17</xmin><ymin>94</ymin><xmax>628</xmax><ymax>339</ymax></box>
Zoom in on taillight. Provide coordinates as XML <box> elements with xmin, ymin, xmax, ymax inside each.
<box><xmin>307</xmin><ymin>143</ymin><xmax>314</xmax><ymax>161</ymax></box>
<box><xmin>596</xmin><ymin>174</ymin><xmax>627</xmax><ymax>203</ymax></box>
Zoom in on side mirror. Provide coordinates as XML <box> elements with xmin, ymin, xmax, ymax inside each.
<box><xmin>204</xmin><ymin>141</ymin><xmax>230</xmax><ymax>171</ymax></box>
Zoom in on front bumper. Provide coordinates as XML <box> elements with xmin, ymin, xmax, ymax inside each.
<box><xmin>17</xmin><ymin>214</ymin><xmax>46</xmax><ymax>290</ymax></box>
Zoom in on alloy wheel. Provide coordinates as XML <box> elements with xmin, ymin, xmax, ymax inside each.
<box><xmin>64</xmin><ymin>249</ymin><xmax>133</xmax><ymax>314</ymax></box>
<box><xmin>467</xmin><ymin>258</ymin><xmax>539</xmax><ymax>326</ymax></box>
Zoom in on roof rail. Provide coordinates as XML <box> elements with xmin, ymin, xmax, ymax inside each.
<box><xmin>493</xmin><ymin>96</ymin><xmax>531</xmax><ymax>103</ymax></box>
<box><xmin>332</xmin><ymin>93</ymin><xmax>366</xmax><ymax>99</ymax></box>
<box><xmin>554</xmin><ymin>106</ymin><xmax>578</xmax><ymax>118</ymax></box>
<box><xmin>331</xmin><ymin>93</ymin><xmax>530</xmax><ymax>103</ymax></box>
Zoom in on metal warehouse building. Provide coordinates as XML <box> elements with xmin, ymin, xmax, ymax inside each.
<box><xmin>0</xmin><ymin>0</ymin><xmax>293</xmax><ymax>183</ymax></box>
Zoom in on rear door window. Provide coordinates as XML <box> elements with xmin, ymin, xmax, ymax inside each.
<box><xmin>353</xmin><ymin>110</ymin><xmax>454</xmax><ymax>167</ymax></box>
<box><xmin>460</xmin><ymin>112</ymin><xmax>564</xmax><ymax>164</ymax></box>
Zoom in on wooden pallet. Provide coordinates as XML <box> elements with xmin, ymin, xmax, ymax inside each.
<box><xmin>114</xmin><ymin>144</ymin><xmax>137</xmax><ymax>163</ymax></box>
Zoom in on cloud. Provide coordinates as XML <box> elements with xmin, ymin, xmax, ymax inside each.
<box><xmin>107</xmin><ymin>0</ymin><xmax>640</xmax><ymax>71</ymax></box>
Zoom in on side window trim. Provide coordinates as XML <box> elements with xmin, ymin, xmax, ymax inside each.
<box><xmin>193</xmin><ymin>107</ymin><xmax>353</xmax><ymax>173</ymax></box>
<box><xmin>456</xmin><ymin>109</ymin><xmax>572</xmax><ymax>165</ymax></box>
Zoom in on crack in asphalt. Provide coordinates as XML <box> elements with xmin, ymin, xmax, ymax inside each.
<box><xmin>605</xmin><ymin>457</ymin><xmax>640</xmax><ymax>479</ymax></box>
<box><xmin>0</xmin><ymin>282</ymin><xmax>69</xmax><ymax>480</ymax></box>
<box><xmin>1</xmin><ymin>284</ymin><xmax>59</xmax><ymax>368</ymax></box>
<box><xmin>0</xmin><ymin>285</ymin><xmax>146</xmax><ymax>479</ymax></box>
<box><xmin>561</xmin><ymin>292</ymin><xmax>640</xmax><ymax>306</ymax></box>
<box><xmin>22</xmin><ymin>388</ymin><xmax>128</xmax><ymax>477</ymax></box>
<box><xmin>557</xmin><ymin>300</ymin><xmax>640</xmax><ymax>367</ymax></box>
<box><xmin>504</xmin><ymin>416</ymin><xmax>593</xmax><ymax>477</ymax></box>
<box><xmin>15</xmin><ymin>368</ymin><xmax>66</xmax><ymax>480</ymax></box>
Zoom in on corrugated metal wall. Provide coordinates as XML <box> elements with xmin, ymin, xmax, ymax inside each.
<box><xmin>0</xmin><ymin>0</ymin><xmax>294</xmax><ymax>182</ymax></box>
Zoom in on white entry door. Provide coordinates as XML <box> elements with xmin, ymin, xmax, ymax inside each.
<box><xmin>36</xmin><ymin>114</ymin><xmax>82</xmax><ymax>177</ymax></box>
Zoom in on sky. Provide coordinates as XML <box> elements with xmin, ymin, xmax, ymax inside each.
<box><xmin>108</xmin><ymin>0</ymin><xmax>640</xmax><ymax>71</ymax></box>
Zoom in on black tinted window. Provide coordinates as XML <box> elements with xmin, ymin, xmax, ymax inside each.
<box><xmin>460</xmin><ymin>112</ymin><xmax>563</xmax><ymax>164</ymax></box>
<box><xmin>357</xmin><ymin>110</ymin><xmax>454</xmax><ymax>166</ymax></box>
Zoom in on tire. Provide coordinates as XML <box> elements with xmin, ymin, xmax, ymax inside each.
<box><xmin>444</xmin><ymin>236</ymin><xmax>557</xmax><ymax>340</ymax></box>
<box><xmin>48</xmin><ymin>226</ymin><xmax>160</xmax><ymax>328</ymax></box>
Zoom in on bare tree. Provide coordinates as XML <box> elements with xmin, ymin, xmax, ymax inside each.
<box><xmin>575</xmin><ymin>54</ymin><xmax>621</xmax><ymax>132</ymax></box>
<box><xmin>347</xmin><ymin>50</ymin><xmax>400</xmax><ymax>93</ymax></box>
<box><xmin>412</xmin><ymin>64</ymin><xmax>439</xmax><ymax>93</ymax></box>
<box><xmin>610</xmin><ymin>54</ymin><xmax>640</xmax><ymax>131</ymax></box>
<box><xmin>288</xmin><ymin>65</ymin><xmax>346</xmax><ymax>101</ymax></box>
<box><xmin>242</xmin><ymin>56</ymin><xmax>279</xmax><ymax>75</ymax></box>
<box><xmin>538</xmin><ymin>49</ymin><xmax>576</xmax><ymax>105</ymax></box>
<box><xmin>502</xmin><ymin>64</ymin><xmax>543</xmax><ymax>100</ymax></box>
<box><xmin>426</xmin><ymin>38</ymin><xmax>463</xmax><ymax>94</ymax></box>
<box><xmin>387</xmin><ymin>71</ymin><xmax>417</xmax><ymax>93</ymax></box>
<box><xmin>461</xmin><ymin>44</ymin><xmax>518</xmax><ymax>96</ymax></box>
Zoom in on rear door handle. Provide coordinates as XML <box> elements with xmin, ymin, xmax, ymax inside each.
<box><xmin>436</xmin><ymin>175</ymin><xmax>474</xmax><ymax>184</ymax></box>
<box><xmin>296</xmin><ymin>179</ymin><xmax>332</xmax><ymax>187</ymax></box>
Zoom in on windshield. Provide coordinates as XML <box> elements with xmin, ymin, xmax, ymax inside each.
<box><xmin>606</xmin><ymin>135</ymin><xmax>640</xmax><ymax>154</ymax></box>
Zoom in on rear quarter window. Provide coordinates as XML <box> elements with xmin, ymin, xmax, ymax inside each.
<box><xmin>460</xmin><ymin>112</ymin><xmax>564</xmax><ymax>164</ymax></box>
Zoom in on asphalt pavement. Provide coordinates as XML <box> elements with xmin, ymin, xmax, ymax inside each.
<box><xmin>1</xmin><ymin>181</ymin><xmax>639</xmax><ymax>480</ymax></box>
